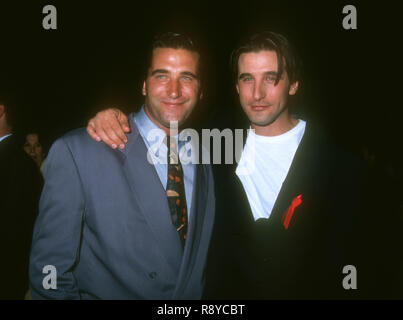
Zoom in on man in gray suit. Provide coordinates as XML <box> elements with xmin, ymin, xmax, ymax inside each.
<box><xmin>29</xmin><ymin>32</ymin><xmax>215</xmax><ymax>299</ymax></box>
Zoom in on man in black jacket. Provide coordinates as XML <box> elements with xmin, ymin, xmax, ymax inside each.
<box><xmin>0</xmin><ymin>97</ymin><xmax>43</xmax><ymax>299</ymax></box>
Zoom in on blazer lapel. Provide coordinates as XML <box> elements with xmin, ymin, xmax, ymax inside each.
<box><xmin>174</xmin><ymin>163</ymin><xmax>208</xmax><ymax>296</ymax></box>
<box><xmin>269</xmin><ymin>122</ymin><xmax>322</xmax><ymax>230</ymax></box>
<box><xmin>119</xmin><ymin>114</ymin><xmax>183</xmax><ymax>273</ymax></box>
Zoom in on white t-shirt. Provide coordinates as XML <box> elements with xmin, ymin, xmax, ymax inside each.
<box><xmin>235</xmin><ymin>120</ymin><xmax>306</xmax><ymax>220</ymax></box>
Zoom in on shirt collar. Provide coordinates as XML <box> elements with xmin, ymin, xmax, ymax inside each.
<box><xmin>134</xmin><ymin>106</ymin><xmax>197</xmax><ymax>164</ymax></box>
<box><xmin>134</xmin><ymin>105</ymin><xmax>191</xmax><ymax>149</ymax></box>
<box><xmin>134</xmin><ymin>106</ymin><xmax>167</xmax><ymax>150</ymax></box>
<box><xmin>0</xmin><ymin>133</ymin><xmax>12</xmax><ymax>143</ymax></box>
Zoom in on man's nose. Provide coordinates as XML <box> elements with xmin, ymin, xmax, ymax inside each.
<box><xmin>253</xmin><ymin>81</ymin><xmax>266</xmax><ymax>101</ymax></box>
<box><xmin>168</xmin><ymin>79</ymin><xmax>181</xmax><ymax>99</ymax></box>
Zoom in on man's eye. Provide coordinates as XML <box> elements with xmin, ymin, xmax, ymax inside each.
<box><xmin>156</xmin><ymin>75</ymin><xmax>167</xmax><ymax>79</ymax></box>
<box><xmin>242</xmin><ymin>77</ymin><xmax>253</xmax><ymax>82</ymax></box>
<box><xmin>266</xmin><ymin>76</ymin><xmax>276</xmax><ymax>82</ymax></box>
<box><xmin>182</xmin><ymin>76</ymin><xmax>193</xmax><ymax>81</ymax></box>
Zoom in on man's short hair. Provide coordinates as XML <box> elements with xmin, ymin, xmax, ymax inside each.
<box><xmin>230</xmin><ymin>31</ymin><xmax>302</xmax><ymax>86</ymax></box>
<box><xmin>143</xmin><ymin>32</ymin><xmax>202</xmax><ymax>82</ymax></box>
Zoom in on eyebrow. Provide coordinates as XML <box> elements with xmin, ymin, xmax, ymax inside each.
<box><xmin>151</xmin><ymin>69</ymin><xmax>169</xmax><ymax>76</ymax></box>
<box><xmin>151</xmin><ymin>69</ymin><xmax>198</xmax><ymax>79</ymax></box>
<box><xmin>238</xmin><ymin>71</ymin><xmax>278</xmax><ymax>79</ymax></box>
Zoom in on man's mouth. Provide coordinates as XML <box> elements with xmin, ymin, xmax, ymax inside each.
<box><xmin>250</xmin><ymin>105</ymin><xmax>270</xmax><ymax>111</ymax></box>
<box><xmin>162</xmin><ymin>101</ymin><xmax>186</xmax><ymax>107</ymax></box>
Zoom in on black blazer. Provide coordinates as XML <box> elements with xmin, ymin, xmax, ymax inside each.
<box><xmin>204</xmin><ymin>123</ymin><xmax>393</xmax><ymax>299</ymax></box>
<box><xmin>0</xmin><ymin>135</ymin><xmax>43</xmax><ymax>299</ymax></box>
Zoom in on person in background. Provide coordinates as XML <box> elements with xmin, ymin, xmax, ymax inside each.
<box><xmin>0</xmin><ymin>94</ymin><xmax>43</xmax><ymax>299</ymax></box>
<box><xmin>23</xmin><ymin>132</ymin><xmax>45</xmax><ymax>170</ymax></box>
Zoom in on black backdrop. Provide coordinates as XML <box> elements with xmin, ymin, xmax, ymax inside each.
<box><xmin>0</xmin><ymin>0</ymin><xmax>401</xmax><ymax>166</ymax></box>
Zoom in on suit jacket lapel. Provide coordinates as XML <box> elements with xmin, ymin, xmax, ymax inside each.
<box><xmin>119</xmin><ymin>114</ymin><xmax>183</xmax><ymax>274</ymax></box>
<box><xmin>174</xmin><ymin>162</ymin><xmax>208</xmax><ymax>296</ymax></box>
<box><xmin>269</xmin><ymin>122</ymin><xmax>322</xmax><ymax>229</ymax></box>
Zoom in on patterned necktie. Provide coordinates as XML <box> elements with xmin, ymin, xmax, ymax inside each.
<box><xmin>166</xmin><ymin>136</ymin><xmax>188</xmax><ymax>249</ymax></box>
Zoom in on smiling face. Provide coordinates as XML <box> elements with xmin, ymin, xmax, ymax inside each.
<box><xmin>236</xmin><ymin>50</ymin><xmax>299</xmax><ymax>136</ymax></box>
<box><xmin>142</xmin><ymin>47</ymin><xmax>202</xmax><ymax>133</ymax></box>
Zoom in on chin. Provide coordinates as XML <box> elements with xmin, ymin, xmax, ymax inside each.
<box><xmin>163</xmin><ymin>113</ymin><xmax>181</xmax><ymax>123</ymax></box>
<box><xmin>250</xmin><ymin>116</ymin><xmax>277</xmax><ymax>127</ymax></box>
<box><xmin>248</xmin><ymin>113</ymin><xmax>270</xmax><ymax>124</ymax></box>
<box><xmin>166</xmin><ymin>109</ymin><xmax>191</xmax><ymax>122</ymax></box>
<box><xmin>161</xmin><ymin>116</ymin><xmax>185</xmax><ymax>128</ymax></box>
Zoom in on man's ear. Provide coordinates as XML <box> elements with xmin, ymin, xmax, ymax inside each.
<box><xmin>289</xmin><ymin>81</ymin><xmax>299</xmax><ymax>95</ymax></box>
<box><xmin>236</xmin><ymin>83</ymin><xmax>240</xmax><ymax>95</ymax></box>
<box><xmin>142</xmin><ymin>81</ymin><xmax>147</xmax><ymax>96</ymax></box>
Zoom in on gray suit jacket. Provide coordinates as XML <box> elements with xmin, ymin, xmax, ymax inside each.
<box><xmin>29</xmin><ymin>113</ymin><xmax>215</xmax><ymax>299</ymax></box>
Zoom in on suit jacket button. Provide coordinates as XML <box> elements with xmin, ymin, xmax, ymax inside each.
<box><xmin>149</xmin><ymin>272</ymin><xmax>157</xmax><ymax>279</ymax></box>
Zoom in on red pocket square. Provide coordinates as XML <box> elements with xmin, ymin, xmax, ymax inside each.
<box><xmin>282</xmin><ymin>194</ymin><xmax>303</xmax><ymax>230</ymax></box>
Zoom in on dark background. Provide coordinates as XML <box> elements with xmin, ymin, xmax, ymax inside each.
<box><xmin>0</xmin><ymin>0</ymin><xmax>401</xmax><ymax>168</ymax></box>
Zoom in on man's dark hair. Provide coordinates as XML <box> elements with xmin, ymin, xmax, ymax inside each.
<box><xmin>143</xmin><ymin>32</ymin><xmax>202</xmax><ymax>82</ymax></box>
<box><xmin>230</xmin><ymin>31</ymin><xmax>302</xmax><ymax>86</ymax></box>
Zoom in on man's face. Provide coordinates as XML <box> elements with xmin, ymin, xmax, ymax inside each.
<box><xmin>236</xmin><ymin>50</ymin><xmax>298</xmax><ymax>132</ymax></box>
<box><xmin>143</xmin><ymin>48</ymin><xmax>201</xmax><ymax>131</ymax></box>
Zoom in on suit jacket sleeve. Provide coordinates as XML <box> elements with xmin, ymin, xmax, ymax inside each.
<box><xmin>29</xmin><ymin>138</ymin><xmax>85</xmax><ymax>300</ymax></box>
